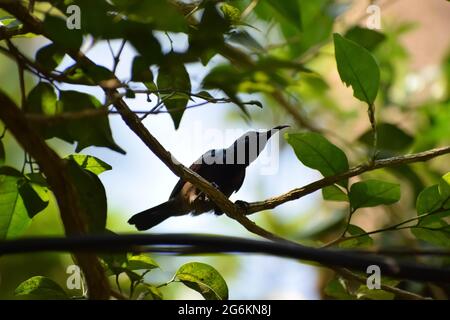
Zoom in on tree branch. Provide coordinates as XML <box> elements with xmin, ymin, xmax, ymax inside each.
<box><xmin>0</xmin><ymin>234</ymin><xmax>449</xmax><ymax>285</ymax></box>
<box><xmin>244</xmin><ymin>146</ymin><xmax>450</xmax><ymax>214</ymax></box>
<box><xmin>0</xmin><ymin>24</ymin><xmax>30</xmax><ymax>41</ymax></box>
<box><xmin>0</xmin><ymin>91</ymin><xmax>110</xmax><ymax>299</ymax></box>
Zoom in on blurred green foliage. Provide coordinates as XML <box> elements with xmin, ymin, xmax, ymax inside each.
<box><xmin>0</xmin><ymin>0</ymin><xmax>449</xmax><ymax>300</ymax></box>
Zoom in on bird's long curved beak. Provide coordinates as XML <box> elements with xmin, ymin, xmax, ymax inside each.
<box><xmin>272</xmin><ymin>125</ymin><xmax>290</xmax><ymax>131</ymax></box>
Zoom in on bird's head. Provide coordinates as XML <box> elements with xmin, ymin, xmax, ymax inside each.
<box><xmin>228</xmin><ymin>125</ymin><xmax>290</xmax><ymax>166</ymax></box>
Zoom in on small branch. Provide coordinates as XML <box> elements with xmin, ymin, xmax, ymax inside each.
<box><xmin>241</xmin><ymin>0</ymin><xmax>260</xmax><ymax>19</ymax></box>
<box><xmin>28</xmin><ymin>0</ymin><xmax>35</xmax><ymax>13</ymax></box>
<box><xmin>352</xmin><ymin>248</ymin><xmax>450</xmax><ymax>257</ymax></box>
<box><xmin>110</xmin><ymin>39</ymin><xmax>126</xmax><ymax>74</ymax></box>
<box><xmin>244</xmin><ymin>146</ymin><xmax>450</xmax><ymax>215</ymax></box>
<box><xmin>323</xmin><ymin>206</ymin><xmax>449</xmax><ymax>248</ymax></box>
<box><xmin>131</xmin><ymin>89</ymin><xmax>231</xmax><ymax>103</ymax></box>
<box><xmin>368</xmin><ymin>103</ymin><xmax>378</xmax><ymax>161</ymax></box>
<box><xmin>0</xmin><ymin>41</ymin><xmax>90</xmax><ymax>85</ymax></box>
<box><xmin>0</xmin><ymin>234</ymin><xmax>449</xmax><ymax>284</ymax></box>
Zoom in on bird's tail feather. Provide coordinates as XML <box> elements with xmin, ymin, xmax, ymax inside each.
<box><xmin>128</xmin><ymin>199</ymin><xmax>181</xmax><ymax>230</ymax></box>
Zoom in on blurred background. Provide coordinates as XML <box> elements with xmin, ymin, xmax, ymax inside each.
<box><xmin>0</xmin><ymin>0</ymin><xmax>449</xmax><ymax>299</ymax></box>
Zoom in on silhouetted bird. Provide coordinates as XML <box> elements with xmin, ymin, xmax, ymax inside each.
<box><xmin>128</xmin><ymin>125</ymin><xmax>289</xmax><ymax>230</ymax></box>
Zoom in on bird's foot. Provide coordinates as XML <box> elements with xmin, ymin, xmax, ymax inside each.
<box><xmin>235</xmin><ymin>200</ymin><xmax>249</xmax><ymax>214</ymax></box>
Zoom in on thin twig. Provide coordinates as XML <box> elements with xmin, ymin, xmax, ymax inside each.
<box><xmin>244</xmin><ymin>146</ymin><xmax>450</xmax><ymax>215</ymax></box>
<box><xmin>323</xmin><ymin>206</ymin><xmax>449</xmax><ymax>247</ymax></box>
<box><xmin>112</xmin><ymin>39</ymin><xmax>126</xmax><ymax>74</ymax></box>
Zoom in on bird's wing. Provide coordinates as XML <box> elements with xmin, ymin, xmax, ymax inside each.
<box><xmin>169</xmin><ymin>161</ymin><xmax>203</xmax><ymax>200</ymax></box>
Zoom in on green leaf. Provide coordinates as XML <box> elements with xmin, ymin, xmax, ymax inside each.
<box><xmin>274</xmin><ymin>0</ymin><xmax>334</xmax><ymax>57</ymax></box>
<box><xmin>220</xmin><ymin>4</ymin><xmax>241</xmax><ymax>25</ymax></box>
<box><xmin>25</xmin><ymin>173</ymin><xmax>48</xmax><ymax>187</ymax></box>
<box><xmin>60</xmin><ymin>63</ymin><xmax>117</xmax><ymax>86</ymax></box>
<box><xmin>333</xmin><ymin>33</ymin><xmax>380</xmax><ymax>105</ymax></box>
<box><xmin>26</xmin><ymin>83</ymin><xmax>74</xmax><ymax>142</ymax></box>
<box><xmin>285</xmin><ymin>132</ymin><xmax>349</xmax><ymax>187</ymax></box>
<box><xmin>175</xmin><ymin>262</ymin><xmax>228</xmax><ymax>300</ymax></box>
<box><xmin>43</xmin><ymin>15</ymin><xmax>83</xmax><ymax>50</ymax></box>
<box><xmin>82</xmin><ymin>64</ymin><xmax>117</xmax><ymax>84</ymax></box>
<box><xmin>35</xmin><ymin>43</ymin><xmax>65</xmax><ymax>70</ymax></box>
<box><xmin>0</xmin><ymin>16</ymin><xmax>21</xmax><ymax>28</ymax></box>
<box><xmin>0</xmin><ymin>140</ymin><xmax>5</xmax><ymax>165</ymax></box>
<box><xmin>65</xmin><ymin>154</ymin><xmax>112</xmax><ymax>175</ymax></box>
<box><xmin>358</xmin><ymin>123</ymin><xmax>413</xmax><ymax>156</ymax></box>
<box><xmin>188</xmin><ymin>3</ymin><xmax>229</xmax><ymax>64</ymax></box>
<box><xmin>125</xmin><ymin>22</ymin><xmax>163</xmax><ymax>65</ymax></box>
<box><xmin>125</xmin><ymin>269</ymin><xmax>143</xmax><ymax>282</ymax></box>
<box><xmin>195</xmin><ymin>91</ymin><xmax>215</xmax><ymax>101</ymax></box>
<box><xmin>100</xmin><ymin>229</ymin><xmax>128</xmax><ymax>274</ymax></box>
<box><xmin>101</xmin><ymin>253</ymin><xmax>127</xmax><ymax>275</ymax></box>
<box><xmin>265</xmin><ymin>0</ymin><xmax>302</xmax><ymax>31</ymax></box>
<box><xmin>27</xmin><ymin>82</ymin><xmax>58</xmax><ymax>115</ymax></box>
<box><xmin>349</xmin><ymin>180</ymin><xmax>400</xmax><ymax>210</ymax></box>
<box><xmin>417</xmin><ymin>210</ymin><xmax>450</xmax><ymax>227</ymax></box>
<box><xmin>112</xmin><ymin>0</ymin><xmax>187</xmax><ymax>32</ymax></box>
<box><xmin>227</xmin><ymin>30</ymin><xmax>264</xmax><ymax>52</ymax></box>
<box><xmin>131</xmin><ymin>56</ymin><xmax>154</xmax><ymax>82</ymax></box>
<box><xmin>416</xmin><ymin>185</ymin><xmax>443</xmax><ymax>215</ymax></box>
<box><xmin>344</xmin><ymin>26</ymin><xmax>386</xmax><ymax>51</ymax></box>
<box><xmin>412</xmin><ymin>220</ymin><xmax>450</xmax><ymax>248</ymax></box>
<box><xmin>322</xmin><ymin>185</ymin><xmax>348</xmax><ymax>202</ymax></box>
<box><xmin>18</xmin><ymin>180</ymin><xmax>49</xmax><ymax>219</ymax></box>
<box><xmin>0</xmin><ymin>166</ymin><xmax>22</xmax><ymax>176</ymax></box>
<box><xmin>439</xmin><ymin>173</ymin><xmax>450</xmax><ymax>208</ymax></box>
<box><xmin>127</xmin><ymin>253</ymin><xmax>159</xmax><ymax>271</ymax></box>
<box><xmin>15</xmin><ymin>276</ymin><xmax>68</xmax><ymax>300</ymax></box>
<box><xmin>386</xmin><ymin>164</ymin><xmax>424</xmax><ymax>200</ymax></box>
<box><xmin>70</xmin><ymin>0</ymin><xmax>118</xmax><ymax>37</ymax></box>
<box><xmin>0</xmin><ymin>169</ymin><xmax>32</xmax><ymax>239</ymax></box>
<box><xmin>324</xmin><ymin>278</ymin><xmax>355</xmax><ymax>300</ymax></box>
<box><xmin>339</xmin><ymin>224</ymin><xmax>373</xmax><ymax>248</ymax></box>
<box><xmin>67</xmin><ymin>159</ymin><xmax>107</xmax><ymax>234</ymax></box>
<box><xmin>157</xmin><ymin>60</ymin><xmax>191</xmax><ymax>129</ymax></box>
<box><xmin>201</xmin><ymin>65</ymin><xmax>250</xmax><ymax>116</ymax></box>
<box><xmin>356</xmin><ymin>285</ymin><xmax>395</xmax><ymax>300</ymax></box>
<box><xmin>140</xmin><ymin>283</ymin><xmax>163</xmax><ymax>300</ymax></box>
<box><xmin>59</xmin><ymin>90</ymin><xmax>125</xmax><ymax>154</ymax></box>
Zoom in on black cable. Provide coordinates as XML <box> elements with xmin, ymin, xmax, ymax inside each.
<box><xmin>0</xmin><ymin>233</ymin><xmax>449</xmax><ymax>283</ymax></box>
